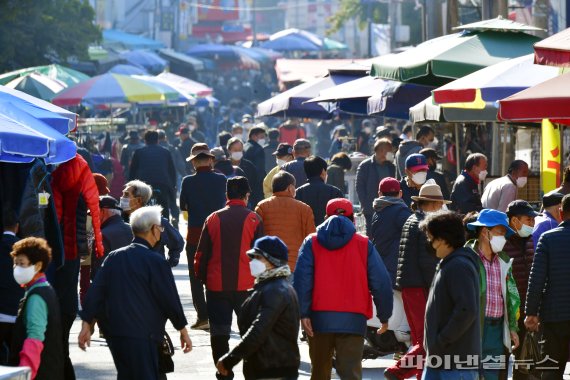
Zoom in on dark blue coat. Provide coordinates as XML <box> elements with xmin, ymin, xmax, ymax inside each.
<box><xmin>81</xmin><ymin>237</ymin><xmax>187</xmax><ymax>341</ymax></box>
<box><xmin>293</xmin><ymin>216</ymin><xmax>393</xmax><ymax>336</ymax></box>
<box><xmin>282</xmin><ymin>157</ymin><xmax>307</xmax><ymax>189</ymax></box>
<box><xmin>295</xmin><ymin>177</ymin><xmax>344</xmax><ymax>227</ymax></box>
<box><xmin>0</xmin><ymin>233</ymin><xmax>24</xmax><ymax>316</ymax></box>
<box><xmin>526</xmin><ymin>220</ymin><xmax>570</xmax><ymax>322</ymax></box>
<box><xmin>370</xmin><ymin>197</ymin><xmax>412</xmax><ymax>288</ymax></box>
<box><xmin>450</xmin><ymin>171</ymin><xmax>482</xmax><ymax>214</ymax></box>
<box><xmin>179</xmin><ymin>168</ymin><xmax>227</xmax><ymax>228</ymax></box>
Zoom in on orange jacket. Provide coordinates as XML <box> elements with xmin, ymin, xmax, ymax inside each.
<box><xmin>255</xmin><ymin>191</ymin><xmax>315</xmax><ymax>271</ymax></box>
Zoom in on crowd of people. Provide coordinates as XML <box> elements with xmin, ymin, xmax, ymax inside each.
<box><xmin>2</xmin><ymin>112</ymin><xmax>570</xmax><ymax>380</ymax></box>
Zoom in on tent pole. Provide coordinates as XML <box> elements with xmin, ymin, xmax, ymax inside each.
<box><xmin>502</xmin><ymin>123</ymin><xmax>508</xmax><ymax>175</ymax></box>
<box><xmin>455</xmin><ymin>123</ymin><xmax>461</xmax><ymax>177</ymax></box>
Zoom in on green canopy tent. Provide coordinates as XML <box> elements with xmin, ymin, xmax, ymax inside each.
<box><xmin>0</xmin><ymin>64</ymin><xmax>89</xmax><ymax>87</ymax></box>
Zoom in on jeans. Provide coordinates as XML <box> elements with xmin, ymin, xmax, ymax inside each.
<box><xmin>422</xmin><ymin>368</ymin><xmax>479</xmax><ymax>380</ymax></box>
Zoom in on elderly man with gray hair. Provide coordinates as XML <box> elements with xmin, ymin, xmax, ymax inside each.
<box><xmin>79</xmin><ymin>205</ymin><xmax>192</xmax><ymax>380</ymax></box>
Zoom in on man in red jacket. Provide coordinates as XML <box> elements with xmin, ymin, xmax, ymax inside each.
<box><xmin>195</xmin><ymin>176</ymin><xmax>264</xmax><ymax>380</ymax></box>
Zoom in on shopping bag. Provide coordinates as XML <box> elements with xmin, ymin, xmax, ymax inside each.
<box><xmin>518</xmin><ymin>332</ymin><xmax>541</xmax><ymax>375</ymax></box>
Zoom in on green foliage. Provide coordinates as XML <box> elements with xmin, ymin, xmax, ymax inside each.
<box><xmin>327</xmin><ymin>0</ymin><xmax>385</xmax><ymax>35</ymax></box>
<box><xmin>0</xmin><ymin>0</ymin><xmax>101</xmax><ymax>73</ymax></box>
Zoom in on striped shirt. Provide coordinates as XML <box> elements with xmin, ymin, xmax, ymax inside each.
<box><xmin>479</xmin><ymin>250</ymin><xmax>504</xmax><ymax>318</ymax></box>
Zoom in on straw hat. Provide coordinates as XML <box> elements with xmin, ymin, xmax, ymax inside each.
<box><xmin>411</xmin><ymin>182</ymin><xmax>451</xmax><ymax>204</ymax></box>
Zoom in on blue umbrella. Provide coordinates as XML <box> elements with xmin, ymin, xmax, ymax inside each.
<box><xmin>0</xmin><ymin>86</ymin><xmax>76</xmax><ymax>133</ymax></box>
<box><xmin>108</xmin><ymin>64</ymin><xmax>149</xmax><ymax>75</ymax></box>
<box><xmin>367</xmin><ymin>83</ymin><xmax>434</xmax><ymax>118</ymax></box>
<box><xmin>187</xmin><ymin>44</ymin><xmax>242</xmax><ymax>59</ymax></box>
<box><xmin>120</xmin><ymin>50</ymin><xmax>167</xmax><ymax>74</ymax></box>
<box><xmin>195</xmin><ymin>96</ymin><xmax>220</xmax><ymax>108</ymax></box>
<box><xmin>103</xmin><ymin>29</ymin><xmax>165</xmax><ymax>50</ymax></box>
<box><xmin>260</xmin><ymin>34</ymin><xmax>321</xmax><ymax>52</ymax></box>
<box><xmin>0</xmin><ymin>103</ymin><xmax>76</xmax><ymax>164</ymax></box>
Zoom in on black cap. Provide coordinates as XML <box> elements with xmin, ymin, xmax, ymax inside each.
<box><xmin>99</xmin><ymin>195</ymin><xmax>121</xmax><ymax>210</ymax></box>
<box><xmin>506</xmin><ymin>200</ymin><xmax>540</xmax><ymax>218</ymax></box>
<box><xmin>419</xmin><ymin>148</ymin><xmax>442</xmax><ymax>161</ymax></box>
<box><xmin>272</xmin><ymin>143</ymin><xmax>293</xmax><ymax>157</ymax></box>
<box><xmin>543</xmin><ymin>190</ymin><xmax>564</xmax><ymax>208</ymax></box>
<box><xmin>128</xmin><ymin>130</ymin><xmax>139</xmax><ymax>140</ymax></box>
<box><xmin>247</xmin><ymin>236</ymin><xmax>288</xmax><ymax>267</ymax></box>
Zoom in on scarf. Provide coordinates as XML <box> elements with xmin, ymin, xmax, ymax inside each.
<box><xmin>256</xmin><ymin>265</ymin><xmax>291</xmax><ymax>284</ymax></box>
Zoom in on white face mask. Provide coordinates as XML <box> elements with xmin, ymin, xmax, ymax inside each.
<box><xmin>385</xmin><ymin>152</ymin><xmax>395</xmax><ymax>162</ymax></box>
<box><xmin>489</xmin><ymin>234</ymin><xmax>507</xmax><ymax>253</ymax></box>
<box><xmin>231</xmin><ymin>151</ymin><xmax>243</xmax><ymax>161</ymax></box>
<box><xmin>517</xmin><ymin>223</ymin><xmax>534</xmax><ymax>238</ymax></box>
<box><xmin>257</xmin><ymin>138</ymin><xmax>266</xmax><ymax>146</ymax></box>
<box><xmin>276</xmin><ymin>159</ymin><xmax>287</xmax><ymax>167</ymax></box>
<box><xmin>120</xmin><ymin>197</ymin><xmax>131</xmax><ymax>211</ymax></box>
<box><xmin>516</xmin><ymin>177</ymin><xmax>528</xmax><ymax>188</ymax></box>
<box><xmin>249</xmin><ymin>259</ymin><xmax>266</xmax><ymax>277</ymax></box>
<box><xmin>412</xmin><ymin>171</ymin><xmax>427</xmax><ymax>185</ymax></box>
<box><xmin>478</xmin><ymin>170</ymin><xmax>488</xmax><ymax>182</ymax></box>
<box><xmin>13</xmin><ymin>265</ymin><xmax>38</xmax><ymax>285</ymax></box>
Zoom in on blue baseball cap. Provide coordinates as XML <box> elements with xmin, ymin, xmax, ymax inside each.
<box><xmin>406</xmin><ymin>153</ymin><xmax>429</xmax><ymax>172</ymax></box>
<box><xmin>467</xmin><ymin>209</ymin><xmax>516</xmax><ymax>237</ymax></box>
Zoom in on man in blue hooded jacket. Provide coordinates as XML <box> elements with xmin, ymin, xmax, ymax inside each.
<box><xmin>293</xmin><ymin>198</ymin><xmax>393</xmax><ymax>380</ymax></box>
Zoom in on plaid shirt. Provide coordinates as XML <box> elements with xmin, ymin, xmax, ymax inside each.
<box><xmin>479</xmin><ymin>250</ymin><xmax>504</xmax><ymax>318</ymax></box>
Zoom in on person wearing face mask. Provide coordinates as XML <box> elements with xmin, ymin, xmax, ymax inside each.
<box><xmin>294</xmin><ymin>199</ymin><xmax>393</xmax><ymax>380</ymax></box>
<box><xmin>216</xmin><ymin>236</ymin><xmax>300</xmax><ymax>379</ymax></box>
<box><xmin>194</xmin><ymin>177</ymin><xmax>264</xmax><ymax>380</ymax></box>
<box><xmin>502</xmin><ymin>200</ymin><xmax>539</xmax><ymax>380</ymax></box>
<box><xmin>263</xmin><ymin>128</ymin><xmax>280</xmax><ymax>174</ymax></box>
<box><xmin>394</xmin><ymin>125</ymin><xmax>435</xmax><ymax>180</ymax></box>
<box><xmin>420</xmin><ymin>211</ymin><xmax>480</xmax><ymax>380</ymax></box>
<box><xmin>532</xmin><ymin>190</ymin><xmax>564</xmax><ymax>250</ymax></box>
<box><xmin>187</xmin><ymin>116</ymin><xmax>206</xmax><ymax>143</ymax></box>
<box><xmin>263</xmin><ymin>143</ymin><xmax>294</xmax><ymax>198</ymax></box>
<box><xmin>420</xmin><ymin>148</ymin><xmax>450</xmax><ymax>200</ymax></box>
<box><xmin>243</xmin><ymin>125</ymin><xmax>268</xmax><ymax>197</ymax></box>
<box><xmin>226</xmin><ymin>138</ymin><xmax>260</xmax><ymax>208</ymax></box>
<box><xmin>400</xmin><ymin>153</ymin><xmax>430</xmax><ymax>208</ymax></box>
<box><xmin>482</xmin><ymin>160</ymin><xmax>530</xmax><ymax>213</ymax></box>
<box><xmin>231</xmin><ymin>124</ymin><xmax>244</xmax><ymax>140</ymax></box>
<box><xmin>450</xmin><ymin>153</ymin><xmax>488</xmax><ymax>214</ymax></box>
<box><xmin>282</xmin><ymin>139</ymin><xmax>312</xmax><ymax>189</ymax></box>
<box><xmin>120</xmin><ymin>180</ymin><xmax>184</xmax><ymax>268</ymax></box>
<box><xmin>255</xmin><ymin>172</ymin><xmax>315</xmax><ymax>272</ymax></box>
<box><xmin>8</xmin><ymin>237</ymin><xmax>64</xmax><ymax>379</ymax></box>
<box><xmin>79</xmin><ymin>206</ymin><xmax>192</xmax><ymax>379</ymax></box>
<box><xmin>326</xmin><ymin>152</ymin><xmax>352</xmax><ymax>195</ymax></box>
<box><xmin>466</xmin><ymin>209</ymin><xmax>521</xmax><ymax>380</ymax></box>
<box><xmin>356</xmin><ymin>138</ymin><xmax>396</xmax><ymax>232</ymax></box>
<box><xmin>386</xmin><ymin>182</ymin><xmax>450</xmax><ymax>380</ymax></box>
<box><xmin>295</xmin><ymin>156</ymin><xmax>344</xmax><ymax>227</ymax></box>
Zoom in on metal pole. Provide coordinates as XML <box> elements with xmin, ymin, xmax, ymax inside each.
<box><xmin>455</xmin><ymin>124</ymin><xmax>461</xmax><ymax>176</ymax></box>
<box><xmin>502</xmin><ymin>123</ymin><xmax>508</xmax><ymax>175</ymax></box>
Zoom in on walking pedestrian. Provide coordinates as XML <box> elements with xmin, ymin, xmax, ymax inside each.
<box><xmin>420</xmin><ymin>148</ymin><xmax>450</xmax><ymax>200</ymax></box>
<box><xmin>450</xmin><ymin>153</ymin><xmax>487</xmax><ymax>214</ymax></box>
<box><xmin>295</xmin><ymin>156</ymin><xmax>344</xmax><ymax>226</ymax></box>
<box><xmin>243</xmin><ymin>125</ymin><xmax>267</xmax><ymax>203</ymax></box>
<box><xmin>79</xmin><ymin>206</ymin><xmax>192</xmax><ymax>380</ymax></box>
<box><xmin>175</xmin><ymin>125</ymin><xmax>198</xmax><ymax>174</ymax></box>
<box><xmin>119</xmin><ymin>180</ymin><xmax>183</xmax><ymax>267</ymax></box>
<box><xmin>326</xmin><ymin>152</ymin><xmax>352</xmax><ymax>195</ymax></box>
<box><xmin>466</xmin><ymin>209</ymin><xmax>521</xmax><ymax>380</ymax></box>
<box><xmin>226</xmin><ymin>138</ymin><xmax>261</xmax><ymax>208</ymax></box>
<box><xmin>504</xmin><ymin>200</ymin><xmax>539</xmax><ymax>380</ymax></box>
<box><xmin>255</xmin><ymin>171</ymin><xmax>315</xmax><ymax>271</ymax></box>
<box><xmin>120</xmin><ymin>130</ymin><xmax>143</xmax><ymax>179</ymax></box>
<box><xmin>356</xmin><ymin>138</ymin><xmax>396</xmax><ymax>231</ymax></box>
<box><xmin>420</xmin><ymin>211</ymin><xmax>480</xmax><ymax>380</ymax></box>
<box><xmin>282</xmin><ymin>139</ymin><xmax>312</xmax><ymax>188</ymax></box>
<box><xmin>385</xmin><ymin>182</ymin><xmax>450</xmax><ymax>380</ymax></box>
<box><xmin>194</xmin><ymin>177</ymin><xmax>264</xmax><ymax>379</ymax></box>
<box><xmin>394</xmin><ymin>126</ymin><xmax>434</xmax><ymax>179</ymax></box>
<box><xmin>263</xmin><ymin>143</ymin><xmax>294</xmax><ymax>198</ymax></box>
<box><xmin>9</xmin><ymin>237</ymin><xmax>64</xmax><ymax>380</ymax></box>
<box><xmin>525</xmin><ymin>194</ymin><xmax>570</xmax><ymax>379</ymax></box>
<box><xmin>400</xmin><ymin>153</ymin><xmax>430</xmax><ymax>208</ymax></box>
<box><xmin>294</xmin><ymin>198</ymin><xmax>393</xmax><ymax>380</ymax></box>
<box><xmin>263</xmin><ymin>128</ymin><xmax>280</xmax><ymax>174</ymax></box>
<box><xmin>180</xmin><ymin>144</ymin><xmax>227</xmax><ymax>330</ymax></box>
<box><xmin>532</xmin><ymin>190</ymin><xmax>564</xmax><ymax>249</ymax></box>
<box><xmin>482</xmin><ymin>160</ymin><xmax>529</xmax><ymax>212</ymax></box>
<box><xmin>216</xmin><ymin>236</ymin><xmax>300</xmax><ymax>380</ymax></box>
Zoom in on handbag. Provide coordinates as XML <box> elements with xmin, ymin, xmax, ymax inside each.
<box><xmin>157</xmin><ymin>332</ymin><xmax>175</xmax><ymax>374</ymax></box>
<box><xmin>518</xmin><ymin>331</ymin><xmax>542</xmax><ymax>375</ymax></box>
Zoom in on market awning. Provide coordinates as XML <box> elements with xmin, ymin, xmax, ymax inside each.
<box><xmin>158</xmin><ymin>49</ymin><xmax>204</xmax><ymax>71</ymax></box>
<box><xmin>156</xmin><ymin>72</ymin><xmax>212</xmax><ymax>97</ymax></box>
<box><xmin>410</xmin><ymin>96</ymin><xmax>502</xmax><ymax>123</ymax></box>
<box><xmin>102</xmin><ymin>29</ymin><xmax>165</xmax><ymax>50</ymax></box>
<box><xmin>275</xmin><ymin>59</ymin><xmax>369</xmax><ymax>83</ymax></box>
<box><xmin>534</xmin><ymin>27</ymin><xmax>570</xmax><ymax>67</ymax></box>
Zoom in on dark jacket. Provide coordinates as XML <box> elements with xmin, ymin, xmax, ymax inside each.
<box><xmin>129</xmin><ymin>144</ymin><xmax>176</xmax><ymax>190</ymax></box>
<box><xmin>282</xmin><ymin>157</ymin><xmax>307</xmax><ymax>189</ymax></box>
<box><xmin>526</xmin><ymin>220</ymin><xmax>570</xmax><ymax>322</ymax></box>
<box><xmin>155</xmin><ymin>217</ymin><xmax>184</xmax><ymax>267</ymax></box>
<box><xmin>424</xmin><ymin>247</ymin><xmax>480</xmax><ymax>368</ymax></box>
<box><xmin>81</xmin><ymin>237</ymin><xmax>187</xmax><ymax>341</ymax></box>
<box><xmin>159</xmin><ymin>141</ymin><xmax>186</xmax><ymax>177</ymax></box>
<box><xmin>396</xmin><ymin>211</ymin><xmax>439</xmax><ymax>289</ymax></box>
<box><xmin>326</xmin><ymin>164</ymin><xmax>346</xmax><ymax>195</ymax></box>
<box><xmin>450</xmin><ymin>171</ymin><xmax>482</xmax><ymax>214</ymax></box>
<box><xmin>177</xmin><ymin>137</ymin><xmax>198</xmax><ymax>174</ymax></box>
<box><xmin>427</xmin><ymin>169</ymin><xmax>450</xmax><ymax>200</ymax></box>
<box><xmin>356</xmin><ymin>156</ymin><xmax>396</xmax><ymax>216</ymax></box>
<box><xmin>244</xmin><ymin>139</ymin><xmax>266</xmax><ymax>180</ymax></box>
<box><xmin>120</xmin><ymin>141</ymin><xmax>143</xmax><ymax>178</ymax></box>
<box><xmin>0</xmin><ymin>233</ymin><xmax>24</xmax><ymax>316</ymax></box>
<box><xmin>400</xmin><ymin>177</ymin><xmax>420</xmax><ymax>208</ymax></box>
<box><xmin>263</xmin><ymin>141</ymin><xmax>279</xmax><ymax>174</ymax></box>
<box><xmin>503</xmin><ymin>234</ymin><xmax>534</xmax><ymax>315</ymax></box>
<box><xmin>293</xmin><ymin>216</ymin><xmax>393</xmax><ymax>336</ymax></box>
<box><xmin>295</xmin><ymin>177</ymin><xmax>344</xmax><ymax>226</ymax></box>
<box><xmin>239</xmin><ymin>158</ymin><xmax>261</xmax><ymax>208</ymax></box>
<box><xmin>11</xmin><ymin>283</ymin><xmax>64</xmax><ymax>380</ymax></box>
<box><xmin>214</xmin><ymin>160</ymin><xmax>246</xmax><ymax>178</ymax></box>
<box><xmin>180</xmin><ymin>168</ymin><xmax>227</xmax><ymax>228</ymax></box>
<box><xmin>395</xmin><ymin>140</ymin><xmax>422</xmax><ymax>179</ymax></box>
<box><xmin>92</xmin><ymin>214</ymin><xmax>133</xmax><ymax>279</ymax></box>
<box><xmin>220</xmin><ymin>277</ymin><xmax>300</xmax><ymax>379</ymax></box>
<box><xmin>370</xmin><ymin>197</ymin><xmax>412</xmax><ymax>288</ymax></box>
<box><xmin>315</xmin><ymin>120</ymin><xmax>334</xmax><ymax>158</ymax></box>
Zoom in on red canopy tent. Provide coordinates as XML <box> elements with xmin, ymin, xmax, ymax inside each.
<box><xmin>534</xmin><ymin>27</ymin><xmax>570</xmax><ymax>67</ymax></box>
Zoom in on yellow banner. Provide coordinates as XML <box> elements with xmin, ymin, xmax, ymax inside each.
<box><xmin>541</xmin><ymin>119</ymin><xmax>561</xmax><ymax>193</ymax></box>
